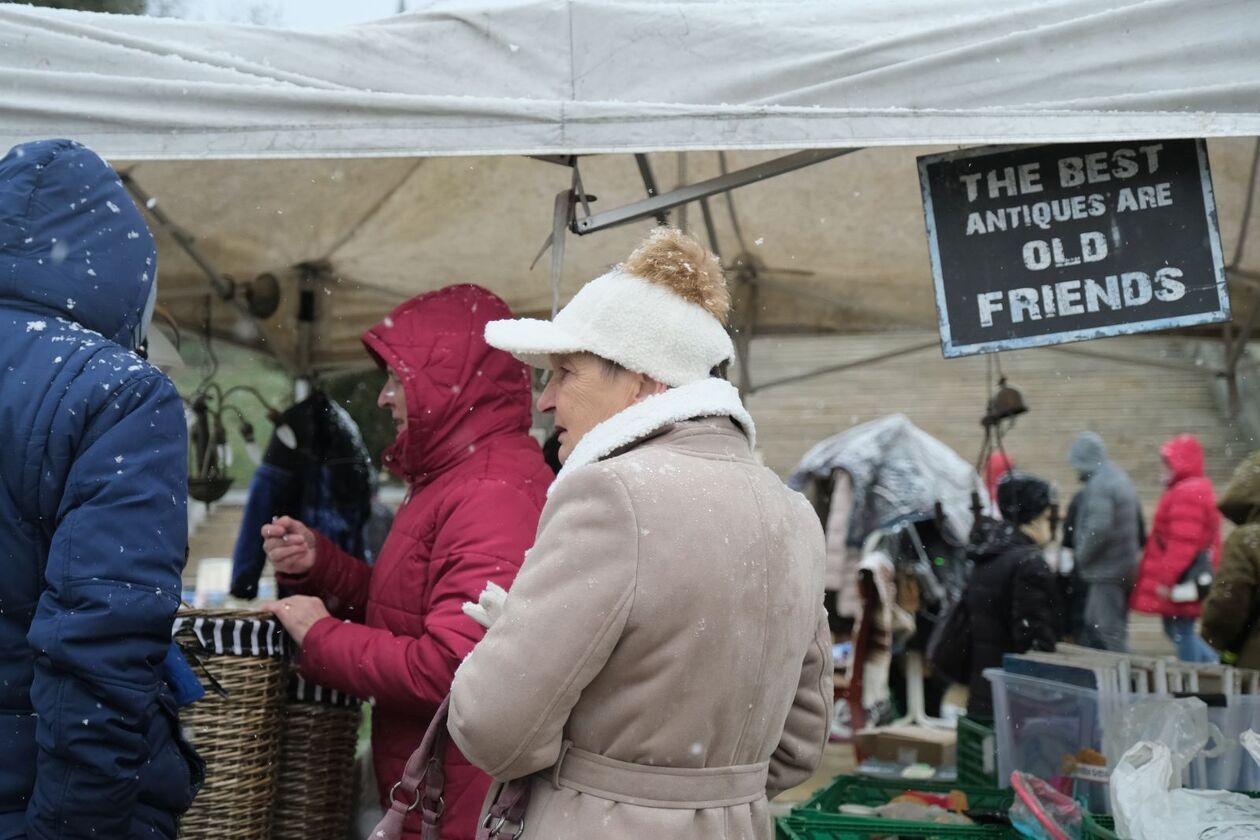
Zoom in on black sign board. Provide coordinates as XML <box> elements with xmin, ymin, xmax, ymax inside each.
<box><xmin>918</xmin><ymin>139</ymin><xmax>1230</xmax><ymax>358</ymax></box>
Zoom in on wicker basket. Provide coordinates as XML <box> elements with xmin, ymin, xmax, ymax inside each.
<box><xmin>174</xmin><ymin>609</ymin><xmax>288</xmax><ymax>840</ymax></box>
<box><xmin>272</xmin><ymin>676</ymin><xmax>363</xmax><ymax>840</ymax></box>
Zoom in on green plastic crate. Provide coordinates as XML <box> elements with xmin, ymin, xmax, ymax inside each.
<box><xmin>957</xmin><ymin>716</ymin><xmax>998</xmax><ymax>787</ymax></box>
<box><xmin>777</xmin><ymin>813</ymin><xmax>1015</xmax><ymax>839</ymax></box>
<box><xmin>1082</xmin><ymin>811</ymin><xmax>1119</xmax><ymax>840</ymax></box>
<box><xmin>799</xmin><ymin>774</ymin><xmax>1014</xmax><ymax>817</ymax></box>
<box><xmin>783</xmin><ymin>775</ymin><xmax>1017</xmax><ymax>840</ymax></box>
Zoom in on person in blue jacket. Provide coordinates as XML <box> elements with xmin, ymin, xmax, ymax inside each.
<box><xmin>0</xmin><ymin>139</ymin><xmax>202</xmax><ymax>839</ymax></box>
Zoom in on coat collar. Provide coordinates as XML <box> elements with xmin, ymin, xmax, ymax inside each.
<box><xmin>550</xmin><ymin>377</ymin><xmax>755</xmax><ymax>496</ymax></box>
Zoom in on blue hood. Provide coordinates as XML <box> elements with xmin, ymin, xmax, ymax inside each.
<box><xmin>0</xmin><ymin>138</ymin><xmax>155</xmax><ymax>350</ymax></box>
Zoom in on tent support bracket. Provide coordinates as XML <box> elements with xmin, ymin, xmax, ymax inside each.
<box><xmin>633</xmin><ymin>154</ymin><xmax>669</xmax><ymax>226</ymax></box>
<box><xmin>122</xmin><ymin>172</ymin><xmax>236</xmax><ymax>305</ymax></box>
<box><xmin>122</xmin><ymin>171</ymin><xmax>281</xmax><ymax>361</ymax></box>
<box><xmin>734</xmin><ymin>273</ymin><xmax>758</xmax><ymax>395</ymax></box>
<box><xmin>571</xmin><ymin>148</ymin><xmax>859</xmax><ymax>235</ymax></box>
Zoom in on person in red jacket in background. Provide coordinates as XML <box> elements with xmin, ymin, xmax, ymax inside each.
<box><xmin>1131</xmin><ymin>434</ymin><xmax>1222</xmax><ymax>662</ymax></box>
<box><xmin>262</xmin><ymin>285</ymin><xmax>553</xmax><ymax>839</ymax></box>
<box><xmin>985</xmin><ymin>451</ymin><xmax>1016</xmax><ymax>507</ymax></box>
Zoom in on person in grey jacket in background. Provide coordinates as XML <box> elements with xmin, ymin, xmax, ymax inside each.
<box><xmin>1068</xmin><ymin>431</ymin><xmax>1142</xmax><ymax>652</ymax></box>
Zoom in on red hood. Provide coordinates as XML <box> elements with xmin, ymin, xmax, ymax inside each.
<box><xmin>361</xmin><ymin>285</ymin><xmax>533</xmax><ymax>486</ymax></box>
<box><xmin>1161</xmin><ymin>434</ymin><xmax>1205</xmax><ymax>485</ymax></box>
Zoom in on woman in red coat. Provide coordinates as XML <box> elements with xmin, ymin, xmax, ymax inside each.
<box><xmin>262</xmin><ymin>285</ymin><xmax>553</xmax><ymax>839</ymax></box>
<box><xmin>1131</xmin><ymin>434</ymin><xmax>1221</xmax><ymax>662</ymax></box>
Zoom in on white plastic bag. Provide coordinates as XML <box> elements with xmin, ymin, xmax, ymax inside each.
<box><xmin>1112</xmin><ymin>739</ymin><xmax>1260</xmax><ymax>840</ymax></box>
<box><xmin>1102</xmin><ymin>696</ymin><xmax>1211</xmax><ymax>777</ymax></box>
<box><xmin>1242</xmin><ymin>729</ymin><xmax>1260</xmax><ymax>765</ymax></box>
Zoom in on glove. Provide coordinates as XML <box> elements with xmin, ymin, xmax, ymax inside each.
<box><xmin>462</xmin><ymin>581</ymin><xmax>509</xmax><ymax>629</ymax></box>
<box><xmin>160</xmin><ymin>642</ymin><xmax>206</xmax><ymax>707</ymax></box>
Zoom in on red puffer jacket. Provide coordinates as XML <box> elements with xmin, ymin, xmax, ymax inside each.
<box><xmin>280</xmin><ymin>285</ymin><xmax>552</xmax><ymax>839</ymax></box>
<box><xmin>1131</xmin><ymin>434</ymin><xmax>1222</xmax><ymax>619</ymax></box>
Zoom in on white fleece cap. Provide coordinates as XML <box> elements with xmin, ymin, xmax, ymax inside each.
<box><xmin>484</xmin><ymin>268</ymin><xmax>734</xmax><ymax>387</ymax></box>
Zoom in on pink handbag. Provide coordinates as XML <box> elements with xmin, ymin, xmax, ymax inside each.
<box><xmin>369</xmin><ymin>695</ymin><xmax>531</xmax><ymax>840</ymax></box>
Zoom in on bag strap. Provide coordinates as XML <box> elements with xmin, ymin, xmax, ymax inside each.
<box><xmin>369</xmin><ymin>695</ymin><xmax>451</xmax><ymax>840</ymax></box>
<box><xmin>477</xmin><ymin>778</ymin><xmax>531</xmax><ymax>840</ymax></box>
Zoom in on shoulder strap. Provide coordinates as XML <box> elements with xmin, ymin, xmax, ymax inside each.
<box><xmin>477</xmin><ymin>778</ymin><xmax>532</xmax><ymax>840</ymax></box>
<box><xmin>369</xmin><ymin>695</ymin><xmax>450</xmax><ymax>840</ymax></box>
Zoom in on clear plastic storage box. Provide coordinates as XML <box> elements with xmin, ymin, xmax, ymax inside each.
<box><xmin>985</xmin><ymin>668</ymin><xmax>1260</xmax><ymax>813</ymax></box>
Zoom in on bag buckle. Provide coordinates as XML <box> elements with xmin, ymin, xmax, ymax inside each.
<box><xmin>482</xmin><ymin>813</ymin><xmax>526</xmax><ymax>839</ymax></box>
<box><xmin>388</xmin><ymin>781</ymin><xmax>422</xmax><ymax>813</ymax></box>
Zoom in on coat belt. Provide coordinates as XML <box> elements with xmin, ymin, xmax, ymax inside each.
<box><xmin>548</xmin><ymin>741</ymin><xmax>769</xmax><ymax>809</ymax></box>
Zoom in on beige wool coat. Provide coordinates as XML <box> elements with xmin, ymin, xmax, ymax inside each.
<box><xmin>448</xmin><ymin>380</ymin><xmax>832</xmax><ymax>840</ymax></box>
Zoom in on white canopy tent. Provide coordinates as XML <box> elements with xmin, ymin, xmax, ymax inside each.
<box><xmin>2</xmin><ymin>0</ymin><xmax>1259</xmax><ymax>372</ymax></box>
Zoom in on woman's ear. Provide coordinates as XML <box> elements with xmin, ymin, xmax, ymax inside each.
<box><xmin>633</xmin><ymin>376</ymin><xmax>669</xmax><ymax>403</ymax></box>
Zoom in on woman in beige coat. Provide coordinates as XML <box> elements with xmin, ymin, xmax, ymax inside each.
<box><xmin>447</xmin><ymin>228</ymin><xmax>832</xmax><ymax>840</ymax></box>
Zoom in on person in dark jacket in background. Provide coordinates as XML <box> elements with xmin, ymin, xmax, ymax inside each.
<box><xmin>964</xmin><ymin>471</ymin><xmax>1059</xmax><ymax>719</ymax></box>
<box><xmin>1131</xmin><ymin>435</ymin><xmax>1221</xmax><ymax>662</ymax></box>
<box><xmin>230</xmin><ymin>390</ymin><xmax>380</xmax><ymax>599</ymax></box>
<box><xmin>1202</xmin><ymin>452</ymin><xmax>1260</xmax><ymax>667</ymax></box>
<box><xmin>261</xmin><ymin>285</ymin><xmax>553</xmax><ymax>840</ymax></box>
<box><xmin>1068</xmin><ymin>431</ymin><xmax>1142</xmax><ymax>652</ymax></box>
<box><xmin>1057</xmin><ymin>492</ymin><xmax>1088</xmax><ymax>642</ymax></box>
<box><xmin>0</xmin><ymin>140</ymin><xmax>201</xmax><ymax>839</ymax></box>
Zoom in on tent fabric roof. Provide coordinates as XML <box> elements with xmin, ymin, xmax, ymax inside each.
<box><xmin>2</xmin><ymin>0</ymin><xmax>1259</xmax><ymax>160</ymax></box>
<box><xmin>120</xmin><ymin>140</ymin><xmax>1260</xmax><ymax>370</ymax></box>
<box><xmin>3</xmin><ymin>1</ymin><xmax>1259</xmax><ymax>370</ymax></box>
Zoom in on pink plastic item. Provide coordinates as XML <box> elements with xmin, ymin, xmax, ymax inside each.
<box><xmin>1009</xmin><ymin>771</ymin><xmax>1083</xmax><ymax>840</ymax></box>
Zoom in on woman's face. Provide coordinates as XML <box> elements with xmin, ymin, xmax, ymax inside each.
<box><xmin>1020</xmin><ymin>508</ymin><xmax>1054</xmax><ymax>547</ymax></box>
<box><xmin>536</xmin><ymin>353</ymin><xmax>664</xmax><ymax>463</ymax></box>
<box><xmin>377</xmin><ymin>368</ymin><xmax>408</xmax><ymax>434</ymax></box>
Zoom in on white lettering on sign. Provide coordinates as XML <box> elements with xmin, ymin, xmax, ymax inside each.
<box><xmin>959</xmin><ymin>163</ymin><xmax>1043</xmax><ymax>202</ymax></box>
<box><xmin>1011</xmin><ymin>288</ymin><xmax>1040</xmax><ymax>323</ymax></box>
<box><xmin>920</xmin><ymin>137</ymin><xmax>1229</xmax><ymax>358</ymax></box>
<box><xmin>1085</xmin><ymin>276</ymin><xmax>1122</xmax><ymax>310</ymax></box>
<box><xmin>1021</xmin><ymin>232</ymin><xmax>1109</xmax><ymax>271</ymax></box>
<box><xmin>1116</xmin><ymin>182</ymin><xmax>1174</xmax><ymax>213</ymax></box>
<box><xmin>978</xmin><ymin>291</ymin><xmax>1004</xmax><ymax>328</ymax></box>
<box><xmin>1058</xmin><ymin>145</ymin><xmax>1163</xmax><ymax>187</ymax></box>
<box><xmin>961</xmin><ymin>146</ymin><xmax>1163</xmax><ymax>204</ymax></box>
<box><xmin>1056</xmin><ymin>280</ymin><xmax>1085</xmax><ymax>316</ymax></box>
<box><xmin>965</xmin><ymin>194</ymin><xmax>1108</xmax><ymax>236</ymax></box>
<box><xmin>1155</xmin><ymin>267</ymin><xmax>1186</xmax><ymax>301</ymax></box>
<box><xmin>975</xmin><ymin>267</ymin><xmax>1187</xmax><ymax>330</ymax></box>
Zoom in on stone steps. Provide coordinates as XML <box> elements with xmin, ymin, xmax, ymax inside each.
<box><xmin>743</xmin><ymin>332</ymin><xmax>1242</xmax><ymax>510</ymax></box>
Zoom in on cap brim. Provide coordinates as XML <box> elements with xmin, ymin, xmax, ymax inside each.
<box><xmin>484</xmin><ymin>318</ymin><xmax>591</xmax><ymax>369</ymax></box>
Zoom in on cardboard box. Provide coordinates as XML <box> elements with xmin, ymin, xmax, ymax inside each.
<box><xmin>855</xmin><ymin>725</ymin><xmax>956</xmax><ymax>767</ymax></box>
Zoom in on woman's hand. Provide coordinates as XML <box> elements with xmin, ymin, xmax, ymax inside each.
<box><xmin>263</xmin><ymin>595</ymin><xmax>330</xmax><ymax>647</ymax></box>
<box><xmin>261</xmin><ymin>516</ymin><xmax>317</xmax><ymax>576</ymax></box>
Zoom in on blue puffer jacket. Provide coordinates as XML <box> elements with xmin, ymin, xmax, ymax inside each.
<box><xmin>0</xmin><ymin>140</ymin><xmax>200</xmax><ymax>840</ymax></box>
